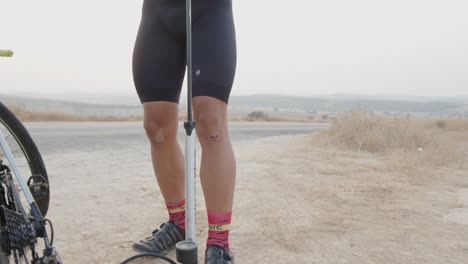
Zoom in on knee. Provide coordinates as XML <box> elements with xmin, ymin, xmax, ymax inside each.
<box><xmin>144</xmin><ymin>119</ymin><xmax>175</xmax><ymax>146</ymax></box>
<box><xmin>195</xmin><ymin>112</ymin><xmax>226</xmax><ymax>144</ymax></box>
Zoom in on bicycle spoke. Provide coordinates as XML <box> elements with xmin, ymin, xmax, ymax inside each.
<box><xmin>0</xmin><ymin>126</ymin><xmax>32</xmax><ymax>216</ymax></box>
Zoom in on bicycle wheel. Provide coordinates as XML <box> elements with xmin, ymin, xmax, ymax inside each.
<box><xmin>0</xmin><ymin>102</ymin><xmax>50</xmax><ymax>216</ymax></box>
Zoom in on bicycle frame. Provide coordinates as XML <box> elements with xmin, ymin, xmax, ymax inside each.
<box><xmin>0</xmin><ymin>50</ymin><xmax>13</xmax><ymax>57</ymax></box>
<box><xmin>0</xmin><ymin>131</ymin><xmax>37</xmax><ymax>212</ymax></box>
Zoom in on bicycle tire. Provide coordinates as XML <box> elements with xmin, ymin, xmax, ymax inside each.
<box><xmin>0</xmin><ymin>102</ymin><xmax>50</xmax><ymax>216</ymax></box>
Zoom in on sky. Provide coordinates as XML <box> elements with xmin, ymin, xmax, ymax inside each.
<box><xmin>0</xmin><ymin>0</ymin><xmax>467</xmax><ymax>99</ymax></box>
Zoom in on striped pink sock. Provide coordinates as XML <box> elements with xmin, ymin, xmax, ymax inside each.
<box><xmin>207</xmin><ymin>211</ymin><xmax>232</xmax><ymax>251</ymax></box>
<box><xmin>166</xmin><ymin>200</ymin><xmax>186</xmax><ymax>230</ymax></box>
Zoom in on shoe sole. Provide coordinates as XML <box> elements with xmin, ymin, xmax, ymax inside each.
<box><xmin>132</xmin><ymin>244</ymin><xmax>173</xmax><ymax>255</ymax></box>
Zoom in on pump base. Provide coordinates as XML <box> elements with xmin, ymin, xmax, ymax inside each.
<box><xmin>176</xmin><ymin>240</ymin><xmax>198</xmax><ymax>264</ymax></box>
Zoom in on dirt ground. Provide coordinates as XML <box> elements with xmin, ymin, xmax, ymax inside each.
<box><xmin>44</xmin><ymin>134</ymin><xmax>468</xmax><ymax>264</ymax></box>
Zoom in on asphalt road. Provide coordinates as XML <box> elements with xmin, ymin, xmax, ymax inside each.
<box><xmin>21</xmin><ymin>121</ymin><xmax>329</xmax><ymax>155</ymax></box>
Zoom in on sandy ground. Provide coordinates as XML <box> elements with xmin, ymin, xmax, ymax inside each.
<box><xmin>44</xmin><ymin>134</ymin><xmax>468</xmax><ymax>264</ymax></box>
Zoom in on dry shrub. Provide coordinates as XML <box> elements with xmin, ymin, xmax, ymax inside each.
<box><xmin>241</xmin><ymin>111</ymin><xmax>316</xmax><ymax>122</ymax></box>
<box><xmin>324</xmin><ymin>112</ymin><xmax>431</xmax><ymax>153</ymax></box>
<box><xmin>247</xmin><ymin>111</ymin><xmax>270</xmax><ymax>121</ymax></box>
<box><xmin>417</xmin><ymin>118</ymin><xmax>468</xmax><ymax>131</ymax></box>
<box><xmin>435</xmin><ymin>119</ymin><xmax>468</xmax><ymax>131</ymax></box>
<box><xmin>435</xmin><ymin>120</ymin><xmax>446</xmax><ymax>128</ymax></box>
<box><xmin>314</xmin><ymin>112</ymin><xmax>467</xmax><ymax>175</ymax></box>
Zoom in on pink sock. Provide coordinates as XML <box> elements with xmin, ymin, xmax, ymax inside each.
<box><xmin>207</xmin><ymin>211</ymin><xmax>232</xmax><ymax>251</ymax></box>
<box><xmin>166</xmin><ymin>200</ymin><xmax>186</xmax><ymax>230</ymax></box>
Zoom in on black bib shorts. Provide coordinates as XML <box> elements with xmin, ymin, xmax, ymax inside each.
<box><xmin>133</xmin><ymin>0</ymin><xmax>237</xmax><ymax>104</ymax></box>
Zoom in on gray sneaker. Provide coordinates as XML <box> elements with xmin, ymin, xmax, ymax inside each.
<box><xmin>205</xmin><ymin>245</ymin><xmax>234</xmax><ymax>264</ymax></box>
<box><xmin>132</xmin><ymin>221</ymin><xmax>185</xmax><ymax>254</ymax></box>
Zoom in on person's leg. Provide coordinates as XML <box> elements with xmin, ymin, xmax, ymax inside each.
<box><xmin>191</xmin><ymin>0</ymin><xmax>237</xmax><ymax>258</ymax></box>
<box><xmin>143</xmin><ymin>102</ymin><xmax>185</xmax><ymax>206</ymax></box>
<box><xmin>143</xmin><ymin>102</ymin><xmax>187</xmax><ymax>233</ymax></box>
<box><xmin>133</xmin><ymin>0</ymin><xmax>187</xmax><ymax>214</ymax></box>
<box><xmin>132</xmin><ymin>0</ymin><xmax>188</xmax><ymax>253</ymax></box>
<box><xmin>131</xmin><ymin>102</ymin><xmax>187</xmax><ymax>253</ymax></box>
<box><xmin>193</xmin><ymin>97</ymin><xmax>235</xmax><ymax>211</ymax></box>
<box><xmin>193</xmin><ymin>96</ymin><xmax>236</xmax><ymax>251</ymax></box>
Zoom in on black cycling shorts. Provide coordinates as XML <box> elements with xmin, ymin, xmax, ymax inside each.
<box><xmin>133</xmin><ymin>0</ymin><xmax>237</xmax><ymax>104</ymax></box>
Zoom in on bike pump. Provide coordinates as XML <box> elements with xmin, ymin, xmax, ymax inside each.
<box><xmin>175</xmin><ymin>0</ymin><xmax>198</xmax><ymax>263</ymax></box>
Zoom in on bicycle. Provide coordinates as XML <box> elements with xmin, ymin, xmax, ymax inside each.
<box><xmin>0</xmin><ymin>49</ymin><xmax>62</xmax><ymax>264</ymax></box>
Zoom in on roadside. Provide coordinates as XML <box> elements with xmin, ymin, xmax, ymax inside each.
<box><xmin>6</xmin><ymin>104</ymin><xmax>319</xmax><ymax>123</ymax></box>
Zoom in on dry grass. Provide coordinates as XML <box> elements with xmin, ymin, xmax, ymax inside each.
<box><xmin>310</xmin><ymin>112</ymin><xmax>468</xmax><ymax>181</ymax></box>
<box><xmin>7</xmin><ymin>105</ymin><xmax>143</xmax><ymax>122</ymax></box>
<box><xmin>318</xmin><ymin>112</ymin><xmax>429</xmax><ymax>152</ymax></box>
<box><xmin>232</xmin><ymin>111</ymin><xmax>317</xmax><ymax>122</ymax></box>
